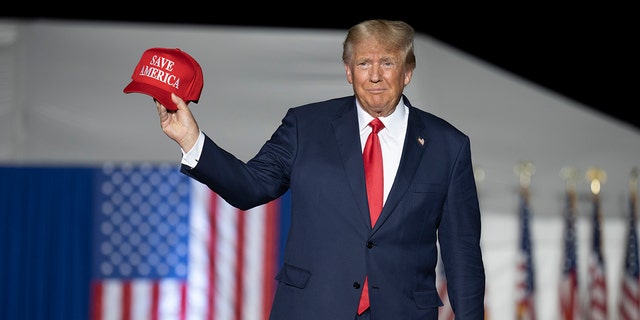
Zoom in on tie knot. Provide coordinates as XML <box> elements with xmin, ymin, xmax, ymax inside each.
<box><xmin>369</xmin><ymin>118</ymin><xmax>384</xmax><ymax>134</ymax></box>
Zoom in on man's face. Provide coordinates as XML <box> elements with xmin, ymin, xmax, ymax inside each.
<box><xmin>345</xmin><ymin>40</ymin><xmax>412</xmax><ymax>117</ymax></box>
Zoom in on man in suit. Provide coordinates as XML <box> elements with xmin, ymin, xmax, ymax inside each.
<box><xmin>153</xmin><ymin>19</ymin><xmax>485</xmax><ymax>320</ymax></box>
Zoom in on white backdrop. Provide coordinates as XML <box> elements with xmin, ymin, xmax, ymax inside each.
<box><xmin>1</xmin><ymin>18</ymin><xmax>639</xmax><ymax>319</ymax></box>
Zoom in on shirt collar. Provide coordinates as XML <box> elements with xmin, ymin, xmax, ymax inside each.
<box><xmin>357</xmin><ymin>97</ymin><xmax>407</xmax><ymax>135</ymax></box>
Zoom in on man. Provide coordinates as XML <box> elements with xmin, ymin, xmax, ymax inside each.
<box><xmin>153</xmin><ymin>19</ymin><xmax>485</xmax><ymax>320</ymax></box>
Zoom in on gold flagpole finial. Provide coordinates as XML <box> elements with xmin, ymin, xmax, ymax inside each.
<box><xmin>560</xmin><ymin>166</ymin><xmax>579</xmax><ymax>192</ymax></box>
<box><xmin>586</xmin><ymin>167</ymin><xmax>607</xmax><ymax>195</ymax></box>
<box><xmin>514</xmin><ymin>161</ymin><xmax>535</xmax><ymax>189</ymax></box>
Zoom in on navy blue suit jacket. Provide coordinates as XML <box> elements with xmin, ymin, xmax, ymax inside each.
<box><xmin>181</xmin><ymin>95</ymin><xmax>485</xmax><ymax>319</ymax></box>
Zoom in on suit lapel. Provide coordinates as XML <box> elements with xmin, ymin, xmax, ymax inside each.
<box><xmin>330</xmin><ymin>99</ymin><xmax>431</xmax><ymax>231</ymax></box>
<box><xmin>331</xmin><ymin>101</ymin><xmax>372</xmax><ymax>228</ymax></box>
<box><xmin>374</xmin><ymin>107</ymin><xmax>429</xmax><ymax>231</ymax></box>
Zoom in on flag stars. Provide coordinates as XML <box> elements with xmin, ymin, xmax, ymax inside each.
<box><xmin>94</xmin><ymin>164</ymin><xmax>191</xmax><ymax>279</ymax></box>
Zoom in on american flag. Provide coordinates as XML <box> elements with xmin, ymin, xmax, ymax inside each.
<box><xmin>515</xmin><ymin>187</ymin><xmax>536</xmax><ymax>320</ymax></box>
<box><xmin>559</xmin><ymin>188</ymin><xmax>580</xmax><ymax>319</ymax></box>
<box><xmin>89</xmin><ymin>163</ymin><xmax>285</xmax><ymax>320</ymax></box>
<box><xmin>617</xmin><ymin>186</ymin><xmax>639</xmax><ymax>320</ymax></box>
<box><xmin>587</xmin><ymin>193</ymin><xmax>608</xmax><ymax>320</ymax></box>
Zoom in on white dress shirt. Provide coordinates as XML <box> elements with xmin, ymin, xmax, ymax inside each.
<box><xmin>357</xmin><ymin>99</ymin><xmax>408</xmax><ymax>205</ymax></box>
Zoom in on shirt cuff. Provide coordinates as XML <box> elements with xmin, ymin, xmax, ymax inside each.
<box><xmin>181</xmin><ymin>131</ymin><xmax>205</xmax><ymax>168</ymax></box>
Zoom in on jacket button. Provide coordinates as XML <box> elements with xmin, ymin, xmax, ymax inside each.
<box><xmin>366</xmin><ymin>241</ymin><xmax>374</xmax><ymax>248</ymax></box>
<box><xmin>353</xmin><ymin>282</ymin><xmax>361</xmax><ymax>289</ymax></box>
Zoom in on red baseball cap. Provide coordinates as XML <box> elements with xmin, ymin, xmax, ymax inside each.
<box><xmin>123</xmin><ymin>48</ymin><xmax>203</xmax><ymax>111</ymax></box>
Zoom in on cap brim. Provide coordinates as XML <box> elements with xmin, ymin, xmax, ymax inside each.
<box><xmin>123</xmin><ymin>81</ymin><xmax>178</xmax><ymax>111</ymax></box>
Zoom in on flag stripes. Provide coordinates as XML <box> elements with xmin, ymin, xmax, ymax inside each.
<box><xmin>90</xmin><ymin>163</ymin><xmax>281</xmax><ymax>320</ymax></box>
<box><xmin>559</xmin><ymin>188</ymin><xmax>580</xmax><ymax>320</ymax></box>
<box><xmin>515</xmin><ymin>187</ymin><xmax>536</xmax><ymax>320</ymax></box>
<box><xmin>588</xmin><ymin>194</ymin><xmax>608</xmax><ymax>320</ymax></box>
<box><xmin>5</xmin><ymin>163</ymin><xmax>640</xmax><ymax>320</ymax></box>
<box><xmin>617</xmin><ymin>185</ymin><xmax>639</xmax><ymax>320</ymax></box>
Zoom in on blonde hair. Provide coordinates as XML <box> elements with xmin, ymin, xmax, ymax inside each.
<box><xmin>342</xmin><ymin>19</ymin><xmax>416</xmax><ymax>71</ymax></box>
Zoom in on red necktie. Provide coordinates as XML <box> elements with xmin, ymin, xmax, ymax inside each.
<box><xmin>358</xmin><ymin>118</ymin><xmax>384</xmax><ymax>314</ymax></box>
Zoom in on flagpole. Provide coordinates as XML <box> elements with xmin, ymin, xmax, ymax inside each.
<box><xmin>561</xmin><ymin>166</ymin><xmax>579</xmax><ymax>194</ymax></box>
<box><xmin>514</xmin><ymin>161</ymin><xmax>535</xmax><ymax>209</ymax></box>
<box><xmin>514</xmin><ymin>161</ymin><xmax>536</xmax><ymax>320</ymax></box>
<box><xmin>586</xmin><ymin>166</ymin><xmax>608</xmax><ymax>320</ymax></box>
<box><xmin>559</xmin><ymin>166</ymin><xmax>580</xmax><ymax>320</ymax></box>
<box><xmin>586</xmin><ymin>167</ymin><xmax>607</xmax><ymax>197</ymax></box>
<box><xmin>514</xmin><ymin>161</ymin><xmax>535</xmax><ymax>191</ymax></box>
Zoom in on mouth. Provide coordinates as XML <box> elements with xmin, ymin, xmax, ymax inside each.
<box><xmin>366</xmin><ymin>88</ymin><xmax>386</xmax><ymax>94</ymax></box>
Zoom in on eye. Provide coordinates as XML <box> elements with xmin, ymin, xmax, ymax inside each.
<box><xmin>356</xmin><ymin>61</ymin><xmax>370</xmax><ymax>69</ymax></box>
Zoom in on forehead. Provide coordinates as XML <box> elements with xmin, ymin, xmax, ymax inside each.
<box><xmin>352</xmin><ymin>40</ymin><xmax>400</xmax><ymax>59</ymax></box>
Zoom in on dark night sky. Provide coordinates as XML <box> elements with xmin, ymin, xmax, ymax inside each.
<box><xmin>4</xmin><ymin>6</ymin><xmax>637</xmax><ymax>130</ymax></box>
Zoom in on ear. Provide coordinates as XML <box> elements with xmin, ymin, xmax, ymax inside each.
<box><xmin>344</xmin><ymin>64</ymin><xmax>353</xmax><ymax>84</ymax></box>
<box><xmin>404</xmin><ymin>69</ymin><xmax>413</xmax><ymax>86</ymax></box>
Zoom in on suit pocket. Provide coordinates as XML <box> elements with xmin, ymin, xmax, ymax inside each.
<box><xmin>411</xmin><ymin>184</ymin><xmax>446</xmax><ymax>216</ymax></box>
<box><xmin>413</xmin><ymin>289</ymin><xmax>444</xmax><ymax>309</ymax></box>
<box><xmin>275</xmin><ymin>263</ymin><xmax>311</xmax><ymax>289</ymax></box>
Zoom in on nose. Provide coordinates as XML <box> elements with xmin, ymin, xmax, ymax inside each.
<box><xmin>370</xmin><ymin>65</ymin><xmax>382</xmax><ymax>83</ymax></box>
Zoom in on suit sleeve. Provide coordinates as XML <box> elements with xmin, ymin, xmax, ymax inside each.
<box><xmin>437</xmin><ymin>136</ymin><xmax>486</xmax><ymax>319</ymax></box>
<box><xmin>180</xmin><ymin>108</ymin><xmax>298</xmax><ymax>210</ymax></box>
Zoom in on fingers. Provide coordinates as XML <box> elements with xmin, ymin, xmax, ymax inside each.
<box><xmin>154</xmin><ymin>94</ymin><xmax>186</xmax><ymax>114</ymax></box>
<box><xmin>171</xmin><ymin>93</ymin><xmax>187</xmax><ymax>110</ymax></box>
<box><xmin>155</xmin><ymin>98</ymin><xmax>167</xmax><ymax>116</ymax></box>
